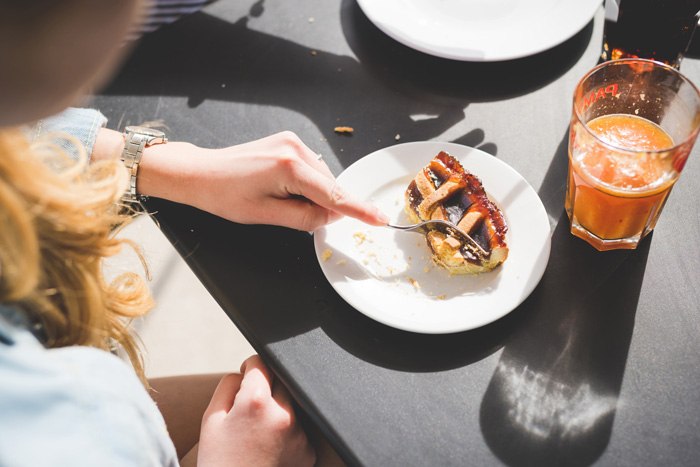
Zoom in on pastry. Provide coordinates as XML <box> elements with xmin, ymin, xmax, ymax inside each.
<box><xmin>405</xmin><ymin>151</ymin><xmax>508</xmax><ymax>274</ymax></box>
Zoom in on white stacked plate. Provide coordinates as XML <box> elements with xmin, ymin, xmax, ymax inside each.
<box><xmin>356</xmin><ymin>0</ymin><xmax>601</xmax><ymax>61</ymax></box>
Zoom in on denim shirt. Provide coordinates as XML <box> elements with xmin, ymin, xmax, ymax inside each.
<box><xmin>0</xmin><ymin>305</ymin><xmax>178</xmax><ymax>466</ymax></box>
<box><xmin>30</xmin><ymin>107</ymin><xmax>108</xmax><ymax>161</ymax></box>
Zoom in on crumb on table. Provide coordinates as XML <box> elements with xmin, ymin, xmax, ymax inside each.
<box><xmin>407</xmin><ymin>277</ymin><xmax>420</xmax><ymax>289</ymax></box>
<box><xmin>334</xmin><ymin>126</ymin><xmax>354</xmax><ymax>135</ymax></box>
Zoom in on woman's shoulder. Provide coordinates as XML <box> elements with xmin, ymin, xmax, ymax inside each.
<box><xmin>0</xmin><ymin>314</ymin><xmax>178</xmax><ymax>466</ymax></box>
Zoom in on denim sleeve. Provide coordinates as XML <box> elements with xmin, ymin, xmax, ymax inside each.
<box><xmin>30</xmin><ymin>107</ymin><xmax>108</xmax><ymax>162</ymax></box>
<box><xmin>0</xmin><ymin>308</ymin><xmax>179</xmax><ymax>467</ymax></box>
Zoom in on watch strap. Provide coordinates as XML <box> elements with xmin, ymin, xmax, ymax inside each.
<box><xmin>121</xmin><ymin>128</ymin><xmax>167</xmax><ymax>203</ymax></box>
<box><xmin>122</xmin><ymin>132</ymin><xmax>149</xmax><ymax>202</ymax></box>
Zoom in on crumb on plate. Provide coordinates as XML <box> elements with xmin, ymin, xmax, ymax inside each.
<box><xmin>321</xmin><ymin>249</ymin><xmax>333</xmax><ymax>261</ymax></box>
<box><xmin>353</xmin><ymin>231</ymin><xmax>367</xmax><ymax>245</ymax></box>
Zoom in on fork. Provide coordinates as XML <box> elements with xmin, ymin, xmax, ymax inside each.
<box><xmin>386</xmin><ymin>220</ymin><xmax>489</xmax><ymax>257</ymax></box>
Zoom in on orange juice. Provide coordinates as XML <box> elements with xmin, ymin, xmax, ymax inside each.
<box><xmin>566</xmin><ymin>114</ymin><xmax>675</xmax><ymax>250</ymax></box>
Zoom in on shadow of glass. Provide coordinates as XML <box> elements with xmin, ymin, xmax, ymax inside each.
<box><xmin>537</xmin><ymin>131</ymin><xmax>571</xmax><ymax>224</ymax></box>
<box><xmin>479</xmin><ymin>212</ymin><xmax>651</xmax><ymax>466</ymax></box>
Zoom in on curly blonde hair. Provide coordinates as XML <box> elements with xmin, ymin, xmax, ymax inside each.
<box><xmin>0</xmin><ymin>128</ymin><xmax>152</xmax><ymax>382</ymax></box>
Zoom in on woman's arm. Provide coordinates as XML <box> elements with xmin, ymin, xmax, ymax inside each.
<box><xmin>93</xmin><ymin>127</ymin><xmax>388</xmax><ymax>231</ymax></box>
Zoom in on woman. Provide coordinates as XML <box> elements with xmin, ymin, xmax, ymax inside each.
<box><xmin>0</xmin><ymin>0</ymin><xmax>386</xmax><ymax>465</ymax></box>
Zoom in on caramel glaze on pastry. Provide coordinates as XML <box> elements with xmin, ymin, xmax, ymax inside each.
<box><xmin>405</xmin><ymin>151</ymin><xmax>508</xmax><ymax>274</ymax></box>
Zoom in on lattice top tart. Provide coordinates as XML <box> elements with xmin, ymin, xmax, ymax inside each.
<box><xmin>404</xmin><ymin>151</ymin><xmax>509</xmax><ymax>274</ymax></box>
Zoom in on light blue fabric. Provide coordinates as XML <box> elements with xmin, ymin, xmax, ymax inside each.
<box><xmin>31</xmin><ymin>107</ymin><xmax>107</xmax><ymax>162</ymax></box>
<box><xmin>0</xmin><ymin>305</ymin><xmax>178</xmax><ymax>466</ymax></box>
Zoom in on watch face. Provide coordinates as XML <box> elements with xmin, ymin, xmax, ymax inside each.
<box><xmin>125</xmin><ymin>126</ymin><xmax>165</xmax><ymax>138</ymax></box>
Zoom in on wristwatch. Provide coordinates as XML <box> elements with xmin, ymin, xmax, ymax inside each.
<box><xmin>121</xmin><ymin>126</ymin><xmax>168</xmax><ymax>202</ymax></box>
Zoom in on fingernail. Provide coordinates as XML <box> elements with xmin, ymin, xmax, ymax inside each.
<box><xmin>376</xmin><ymin>209</ymin><xmax>390</xmax><ymax>225</ymax></box>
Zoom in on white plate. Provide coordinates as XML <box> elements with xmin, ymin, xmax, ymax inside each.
<box><xmin>314</xmin><ymin>142</ymin><xmax>551</xmax><ymax>334</ymax></box>
<box><xmin>356</xmin><ymin>0</ymin><xmax>601</xmax><ymax>61</ymax></box>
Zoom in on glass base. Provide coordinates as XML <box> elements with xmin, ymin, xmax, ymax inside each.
<box><xmin>569</xmin><ymin>220</ymin><xmax>644</xmax><ymax>251</ymax></box>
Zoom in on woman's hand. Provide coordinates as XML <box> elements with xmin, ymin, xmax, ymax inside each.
<box><xmin>136</xmin><ymin>131</ymin><xmax>388</xmax><ymax>231</ymax></box>
<box><xmin>197</xmin><ymin>355</ymin><xmax>316</xmax><ymax>467</ymax></box>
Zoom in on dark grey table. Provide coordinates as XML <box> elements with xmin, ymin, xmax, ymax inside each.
<box><xmin>95</xmin><ymin>2</ymin><xmax>700</xmax><ymax>465</ymax></box>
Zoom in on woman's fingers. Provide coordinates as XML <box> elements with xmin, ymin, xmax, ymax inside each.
<box><xmin>236</xmin><ymin>355</ymin><xmax>275</xmax><ymax>409</ymax></box>
<box><xmin>271</xmin><ymin>132</ymin><xmax>388</xmax><ymax>226</ymax></box>
<box><xmin>255</xmin><ymin>197</ymin><xmax>342</xmax><ymax>231</ymax></box>
<box><xmin>239</xmin><ymin>354</ymin><xmax>270</xmax><ymax>377</ymax></box>
<box><xmin>288</xmin><ymin>161</ymin><xmax>389</xmax><ymax>226</ymax></box>
<box><xmin>204</xmin><ymin>373</ymin><xmax>244</xmax><ymax>416</ymax></box>
<box><xmin>184</xmin><ymin>131</ymin><xmax>389</xmax><ymax>230</ymax></box>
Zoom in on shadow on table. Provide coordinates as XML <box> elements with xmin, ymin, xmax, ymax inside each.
<box><xmin>477</xmin><ymin>126</ymin><xmax>649</xmax><ymax>466</ymax></box>
<box><xmin>479</xmin><ymin>215</ymin><xmax>649</xmax><ymax>466</ymax></box>
<box><xmin>340</xmin><ymin>0</ymin><xmax>592</xmax><ymax>103</ymax></box>
<box><xmin>128</xmin><ymin>0</ymin><xmax>595</xmax><ymax>370</ymax></box>
<box><xmin>314</xmin><ymin>283</ymin><xmax>527</xmax><ymax>372</ymax></box>
<box><xmin>103</xmin><ymin>0</ymin><xmax>596</xmax><ymax>372</ymax></box>
<box><xmin>99</xmin><ymin>0</ymin><xmax>592</xmax><ymax>170</ymax></box>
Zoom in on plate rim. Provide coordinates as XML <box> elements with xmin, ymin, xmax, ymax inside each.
<box><xmin>355</xmin><ymin>0</ymin><xmax>601</xmax><ymax>62</ymax></box>
<box><xmin>314</xmin><ymin>141</ymin><xmax>551</xmax><ymax>334</ymax></box>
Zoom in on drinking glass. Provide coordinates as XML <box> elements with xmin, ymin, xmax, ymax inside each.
<box><xmin>602</xmin><ymin>0</ymin><xmax>700</xmax><ymax>69</ymax></box>
<box><xmin>566</xmin><ymin>59</ymin><xmax>700</xmax><ymax>251</ymax></box>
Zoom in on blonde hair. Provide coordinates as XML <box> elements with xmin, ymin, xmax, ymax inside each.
<box><xmin>0</xmin><ymin>128</ymin><xmax>152</xmax><ymax>382</ymax></box>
